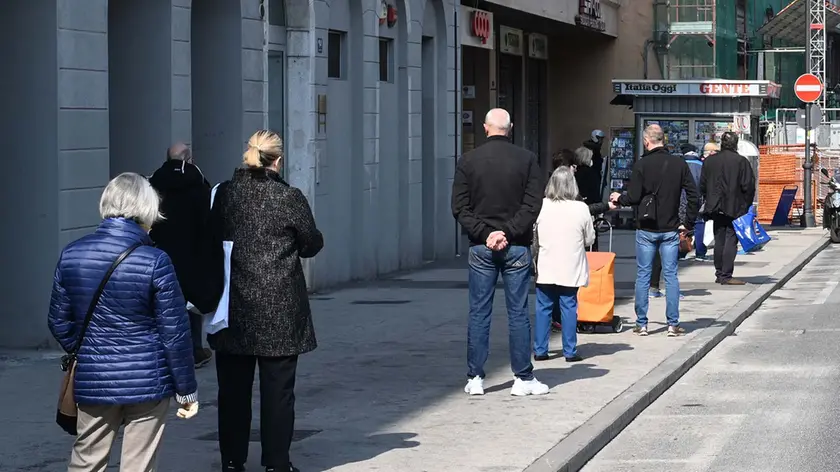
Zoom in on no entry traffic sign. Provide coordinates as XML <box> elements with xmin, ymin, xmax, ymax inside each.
<box><xmin>795</xmin><ymin>73</ymin><xmax>823</xmax><ymax>103</ymax></box>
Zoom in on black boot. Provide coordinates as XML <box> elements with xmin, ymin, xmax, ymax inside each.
<box><xmin>223</xmin><ymin>462</ymin><xmax>245</xmax><ymax>472</ymax></box>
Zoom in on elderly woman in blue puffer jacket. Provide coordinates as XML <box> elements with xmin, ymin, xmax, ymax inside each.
<box><xmin>48</xmin><ymin>172</ymin><xmax>204</xmax><ymax>472</ymax></box>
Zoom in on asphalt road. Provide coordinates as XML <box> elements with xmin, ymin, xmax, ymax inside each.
<box><xmin>582</xmin><ymin>243</ymin><xmax>840</xmax><ymax>472</ymax></box>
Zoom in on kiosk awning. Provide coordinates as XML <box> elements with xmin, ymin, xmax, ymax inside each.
<box><xmin>757</xmin><ymin>0</ymin><xmax>840</xmax><ymax>46</ymax></box>
<box><xmin>610</xmin><ymin>80</ymin><xmax>782</xmax><ymax>116</ymax></box>
<box><xmin>611</xmin><ymin>80</ymin><xmax>782</xmax><ymax>99</ymax></box>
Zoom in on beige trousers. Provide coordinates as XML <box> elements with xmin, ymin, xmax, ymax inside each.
<box><xmin>68</xmin><ymin>398</ymin><xmax>170</xmax><ymax>472</ymax></box>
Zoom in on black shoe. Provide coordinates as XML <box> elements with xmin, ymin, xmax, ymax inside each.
<box><xmin>534</xmin><ymin>354</ymin><xmax>550</xmax><ymax>361</ymax></box>
<box><xmin>265</xmin><ymin>466</ymin><xmax>300</xmax><ymax>472</ymax></box>
<box><xmin>194</xmin><ymin>347</ymin><xmax>213</xmax><ymax>369</ymax></box>
<box><xmin>565</xmin><ymin>355</ymin><xmax>583</xmax><ymax>362</ymax></box>
<box><xmin>224</xmin><ymin>462</ymin><xmax>245</xmax><ymax>472</ymax></box>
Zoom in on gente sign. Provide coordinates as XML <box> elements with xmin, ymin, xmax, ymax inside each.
<box><xmin>699</xmin><ymin>83</ymin><xmax>758</xmax><ymax>96</ymax></box>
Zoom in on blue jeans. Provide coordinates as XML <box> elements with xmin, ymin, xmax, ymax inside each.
<box><xmin>535</xmin><ymin>285</ymin><xmax>579</xmax><ymax>358</ymax></box>
<box><xmin>694</xmin><ymin>219</ymin><xmax>707</xmax><ymax>257</ymax></box>
<box><xmin>635</xmin><ymin>230</ymin><xmax>680</xmax><ymax>327</ymax></box>
<box><xmin>467</xmin><ymin>245</ymin><xmax>534</xmax><ymax>380</ymax></box>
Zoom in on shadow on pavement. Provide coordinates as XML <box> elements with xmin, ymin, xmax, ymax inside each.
<box><xmin>297</xmin><ymin>433</ymin><xmax>421</xmax><ymax>471</ymax></box>
<box><xmin>577</xmin><ymin>342</ymin><xmax>634</xmax><ymax>359</ymax></box>
<box><xmin>483</xmin><ymin>364</ymin><xmax>610</xmax><ymax>393</ymax></box>
<box><xmin>680</xmin><ymin>317</ymin><xmax>728</xmax><ymax>333</ymax></box>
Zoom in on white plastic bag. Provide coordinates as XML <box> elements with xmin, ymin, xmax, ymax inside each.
<box><xmin>204</xmin><ymin>183</ymin><xmax>232</xmax><ymax>334</ymax></box>
<box><xmin>703</xmin><ymin>220</ymin><xmax>715</xmax><ymax>249</ymax></box>
<box><xmin>204</xmin><ymin>241</ymin><xmax>232</xmax><ymax>334</ymax></box>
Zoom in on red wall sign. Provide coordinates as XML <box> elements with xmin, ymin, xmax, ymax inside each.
<box><xmin>471</xmin><ymin>11</ymin><xmax>490</xmax><ymax>44</ymax></box>
<box><xmin>387</xmin><ymin>4</ymin><xmax>398</xmax><ymax>28</ymax></box>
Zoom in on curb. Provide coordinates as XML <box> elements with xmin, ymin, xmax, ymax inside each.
<box><xmin>523</xmin><ymin>235</ymin><xmax>830</xmax><ymax>472</ymax></box>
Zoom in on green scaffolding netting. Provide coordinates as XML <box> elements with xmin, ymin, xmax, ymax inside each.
<box><xmin>743</xmin><ymin>0</ymin><xmax>804</xmax><ymax>108</ymax></box>
<box><xmin>656</xmin><ymin>0</ymin><xmax>804</xmax><ymax>108</ymax></box>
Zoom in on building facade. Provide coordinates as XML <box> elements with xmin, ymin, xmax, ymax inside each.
<box><xmin>458</xmin><ymin>0</ymin><xmax>660</xmax><ymax>175</ymax></box>
<box><xmin>0</xmin><ymin>0</ymin><xmax>457</xmax><ymax>347</ymax></box>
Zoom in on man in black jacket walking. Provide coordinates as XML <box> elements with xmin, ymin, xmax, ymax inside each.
<box><xmin>699</xmin><ymin>132</ymin><xmax>756</xmax><ymax>285</ymax></box>
<box><xmin>452</xmin><ymin>108</ymin><xmax>548</xmax><ymax>397</ymax></box>
<box><xmin>149</xmin><ymin>143</ymin><xmax>220</xmax><ymax>368</ymax></box>
<box><xmin>611</xmin><ymin>124</ymin><xmax>699</xmax><ymax>337</ymax></box>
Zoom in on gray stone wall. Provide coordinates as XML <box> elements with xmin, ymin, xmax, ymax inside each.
<box><xmin>0</xmin><ymin>0</ymin><xmax>459</xmax><ymax>346</ymax></box>
<box><xmin>57</xmin><ymin>0</ymin><xmax>110</xmax><ymax>250</ymax></box>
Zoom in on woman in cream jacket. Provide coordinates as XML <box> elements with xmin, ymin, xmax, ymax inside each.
<box><xmin>532</xmin><ymin>166</ymin><xmax>595</xmax><ymax>362</ymax></box>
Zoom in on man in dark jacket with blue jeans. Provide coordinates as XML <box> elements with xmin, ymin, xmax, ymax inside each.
<box><xmin>650</xmin><ymin>144</ymin><xmax>705</xmax><ymax>298</ymax></box>
<box><xmin>452</xmin><ymin>108</ymin><xmax>548</xmax><ymax>397</ymax></box>
<box><xmin>611</xmin><ymin>124</ymin><xmax>699</xmax><ymax>337</ymax></box>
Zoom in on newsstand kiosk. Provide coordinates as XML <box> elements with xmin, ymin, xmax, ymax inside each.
<box><xmin>607</xmin><ymin>79</ymin><xmax>781</xmax><ymax>196</ymax></box>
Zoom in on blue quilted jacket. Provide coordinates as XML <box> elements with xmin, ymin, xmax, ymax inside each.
<box><xmin>48</xmin><ymin>218</ymin><xmax>198</xmax><ymax>405</ymax></box>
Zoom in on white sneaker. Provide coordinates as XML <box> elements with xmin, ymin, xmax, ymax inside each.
<box><xmin>464</xmin><ymin>377</ymin><xmax>485</xmax><ymax>395</ymax></box>
<box><xmin>510</xmin><ymin>377</ymin><xmax>550</xmax><ymax>396</ymax></box>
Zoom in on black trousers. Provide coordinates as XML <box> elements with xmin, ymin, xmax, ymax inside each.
<box><xmin>189</xmin><ymin>310</ymin><xmax>204</xmax><ymax>352</ymax></box>
<box><xmin>713</xmin><ymin>215</ymin><xmax>738</xmax><ymax>282</ymax></box>
<box><xmin>216</xmin><ymin>352</ymin><xmax>298</xmax><ymax>469</ymax></box>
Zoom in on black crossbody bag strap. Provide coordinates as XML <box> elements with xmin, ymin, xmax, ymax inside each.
<box><xmin>651</xmin><ymin>160</ymin><xmax>669</xmax><ymax>198</ymax></box>
<box><xmin>70</xmin><ymin>243</ymin><xmax>142</xmax><ymax>356</ymax></box>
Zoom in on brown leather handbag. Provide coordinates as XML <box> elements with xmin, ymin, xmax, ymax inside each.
<box><xmin>56</xmin><ymin>243</ymin><xmax>141</xmax><ymax>435</ymax></box>
<box><xmin>679</xmin><ymin>231</ymin><xmax>694</xmax><ymax>254</ymax></box>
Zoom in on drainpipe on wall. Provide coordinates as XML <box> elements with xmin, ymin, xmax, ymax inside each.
<box><xmin>454</xmin><ymin>2</ymin><xmax>461</xmax><ymax>257</ymax></box>
<box><xmin>643</xmin><ymin>39</ymin><xmax>654</xmax><ymax>80</ymax></box>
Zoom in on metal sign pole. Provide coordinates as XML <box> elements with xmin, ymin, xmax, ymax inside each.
<box><xmin>803</xmin><ymin>102</ymin><xmax>815</xmax><ymax>227</ymax></box>
<box><xmin>802</xmin><ymin>1</ymin><xmax>816</xmax><ymax>227</ymax></box>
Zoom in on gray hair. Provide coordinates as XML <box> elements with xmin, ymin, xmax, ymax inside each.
<box><xmin>167</xmin><ymin>143</ymin><xmax>191</xmax><ymax>161</ymax></box>
<box><xmin>574</xmin><ymin>146</ymin><xmax>593</xmax><ymax>167</ymax></box>
<box><xmin>99</xmin><ymin>172</ymin><xmax>163</xmax><ymax>227</ymax></box>
<box><xmin>545</xmin><ymin>166</ymin><xmax>580</xmax><ymax>201</ymax></box>
<box><xmin>484</xmin><ymin>108</ymin><xmax>512</xmax><ymax>134</ymax></box>
<box><xmin>643</xmin><ymin>124</ymin><xmax>664</xmax><ymax>144</ymax></box>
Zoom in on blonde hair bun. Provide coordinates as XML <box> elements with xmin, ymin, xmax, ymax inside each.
<box><xmin>243</xmin><ymin>130</ymin><xmax>283</xmax><ymax>168</ymax></box>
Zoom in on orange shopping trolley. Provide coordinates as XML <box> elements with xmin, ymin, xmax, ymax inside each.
<box><xmin>576</xmin><ymin>218</ymin><xmax>622</xmax><ymax>333</ymax></box>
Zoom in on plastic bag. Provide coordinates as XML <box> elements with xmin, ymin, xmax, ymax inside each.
<box><xmin>733</xmin><ymin>211</ymin><xmax>771</xmax><ymax>253</ymax></box>
<box><xmin>205</xmin><ymin>183</ymin><xmax>232</xmax><ymax>334</ymax></box>
<box><xmin>204</xmin><ymin>241</ymin><xmax>232</xmax><ymax>334</ymax></box>
<box><xmin>703</xmin><ymin>220</ymin><xmax>715</xmax><ymax>248</ymax></box>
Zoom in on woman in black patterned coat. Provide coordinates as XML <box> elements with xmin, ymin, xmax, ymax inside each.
<box><xmin>209</xmin><ymin>130</ymin><xmax>323</xmax><ymax>472</ymax></box>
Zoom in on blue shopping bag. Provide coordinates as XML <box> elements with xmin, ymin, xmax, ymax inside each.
<box><xmin>733</xmin><ymin>208</ymin><xmax>771</xmax><ymax>253</ymax></box>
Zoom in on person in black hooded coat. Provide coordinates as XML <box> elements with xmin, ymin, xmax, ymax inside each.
<box><xmin>149</xmin><ymin>143</ymin><xmax>223</xmax><ymax>367</ymax></box>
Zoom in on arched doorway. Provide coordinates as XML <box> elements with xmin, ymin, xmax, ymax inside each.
<box><xmin>421</xmin><ymin>0</ymin><xmax>448</xmax><ymax>261</ymax></box>
<box><xmin>378</xmin><ymin>0</ymin><xmax>410</xmax><ymax>274</ymax></box>
<box><xmin>108</xmin><ymin>0</ymin><xmax>172</xmax><ymax>177</ymax></box>
<box><xmin>267</xmin><ymin>0</ymin><xmax>287</xmax><ymax>177</ymax></box>
<box><xmin>312</xmin><ymin>0</ymin><xmax>364</xmax><ymax>285</ymax></box>
<box><xmin>0</xmin><ymin>4</ymin><xmax>58</xmax><ymax>346</ymax></box>
<box><xmin>191</xmin><ymin>0</ymin><xmax>243</xmax><ymax>184</ymax></box>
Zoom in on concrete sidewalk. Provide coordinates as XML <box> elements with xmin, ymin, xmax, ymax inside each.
<box><xmin>0</xmin><ymin>228</ymin><xmax>827</xmax><ymax>472</ymax></box>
